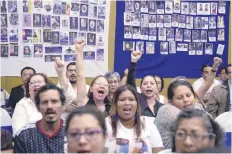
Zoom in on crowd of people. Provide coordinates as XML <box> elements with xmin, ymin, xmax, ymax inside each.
<box><xmin>1</xmin><ymin>40</ymin><xmax>231</xmax><ymax>153</ymax></box>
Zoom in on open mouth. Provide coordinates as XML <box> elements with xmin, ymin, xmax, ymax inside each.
<box><xmin>78</xmin><ymin>150</ymin><xmax>91</xmax><ymax>153</ymax></box>
<box><xmin>146</xmin><ymin>89</ymin><xmax>153</xmax><ymax>94</ymax></box>
<box><xmin>34</xmin><ymin>88</ymin><xmax>41</xmax><ymax>92</ymax></box>
<box><xmin>123</xmin><ymin>106</ymin><xmax>132</xmax><ymax>115</ymax></box>
<box><xmin>98</xmin><ymin>89</ymin><xmax>105</xmax><ymax>96</ymax></box>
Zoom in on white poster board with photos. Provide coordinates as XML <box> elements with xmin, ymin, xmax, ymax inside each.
<box><xmin>0</xmin><ymin>0</ymin><xmax>109</xmax><ymax>77</ymax></box>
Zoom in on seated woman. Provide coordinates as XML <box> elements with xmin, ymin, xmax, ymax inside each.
<box><xmin>154</xmin><ymin>75</ymin><xmax>168</xmax><ymax>104</ymax></box>
<box><xmin>104</xmin><ymin>71</ymin><xmax>121</xmax><ymax>102</ymax></box>
<box><xmin>65</xmin><ymin>106</ymin><xmax>107</xmax><ymax>153</ymax></box>
<box><xmin>170</xmin><ymin>109</ymin><xmax>224</xmax><ymax>153</ymax></box>
<box><xmin>156</xmin><ymin>80</ymin><xmax>203</xmax><ymax>149</ymax></box>
<box><xmin>126</xmin><ymin>51</ymin><xmax>163</xmax><ymax>118</ymax></box>
<box><xmin>105</xmin><ymin>84</ymin><xmax>163</xmax><ymax>153</ymax></box>
<box><xmin>74</xmin><ymin>40</ymin><xmax>110</xmax><ymax>117</ymax></box>
<box><xmin>1</xmin><ymin>88</ymin><xmax>9</xmax><ymax>106</ymax></box>
<box><xmin>12</xmin><ymin>73</ymin><xmax>52</xmax><ymax>136</ymax></box>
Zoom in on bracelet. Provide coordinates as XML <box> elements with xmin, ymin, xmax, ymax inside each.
<box><xmin>70</xmin><ymin>103</ymin><xmax>77</xmax><ymax>107</ymax></box>
<box><xmin>211</xmin><ymin>69</ymin><xmax>217</xmax><ymax>72</ymax></box>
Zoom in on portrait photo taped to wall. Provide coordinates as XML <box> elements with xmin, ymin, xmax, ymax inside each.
<box><xmin>189</xmin><ymin>43</ymin><xmax>196</xmax><ymax>55</ymax></box>
<box><xmin>205</xmin><ymin>43</ymin><xmax>213</xmax><ymax>55</ymax></box>
<box><xmin>9</xmin><ymin>44</ymin><xmax>19</xmax><ymax>57</ymax></box>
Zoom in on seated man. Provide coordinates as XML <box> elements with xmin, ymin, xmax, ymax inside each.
<box><xmin>8</xmin><ymin>67</ymin><xmax>36</xmax><ymax>110</ymax></box>
<box><xmin>192</xmin><ymin>64</ymin><xmax>221</xmax><ymax>103</ymax></box>
<box><xmin>14</xmin><ymin>84</ymin><xmax>66</xmax><ymax>153</ymax></box>
<box><xmin>207</xmin><ymin>64</ymin><xmax>231</xmax><ymax>118</ymax></box>
<box><xmin>219</xmin><ymin>66</ymin><xmax>228</xmax><ymax>83</ymax></box>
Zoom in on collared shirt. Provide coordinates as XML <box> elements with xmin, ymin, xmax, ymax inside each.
<box><xmin>192</xmin><ymin>77</ymin><xmax>221</xmax><ymax>97</ymax></box>
<box><xmin>14</xmin><ymin>119</ymin><xmax>66</xmax><ymax>153</ymax></box>
<box><xmin>142</xmin><ymin>100</ymin><xmax>163</xmax><ymax>117</ymax></box>
<box><xmin>12</xmin><ymin>97</ymin><xmax>42</xmax><ymax>137</ymax></box>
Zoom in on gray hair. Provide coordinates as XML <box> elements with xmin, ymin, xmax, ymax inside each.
<box><xmin>171</xmin><ymin>76</ymin><xmax>187</xmax><ymax>83</ymax></box>
<box><xmin>104</xmin><ymin>71</ymin><xmax>121</xmax><ymax>81</ymax></box>
<box><xmin>171</xmin><ymin>109</ymin><xmax>224</xmax><ymax>152</ymax></box>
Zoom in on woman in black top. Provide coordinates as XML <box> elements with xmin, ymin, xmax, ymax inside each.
<box><xmin>126</xmin><ymin>51</ymin><xmax>163</xmax><ymax>117</ymax></box>
<box><xmin>74</xmin><ymin>40</ymin><xmax>111</xmax><ymax>116</ymax></box>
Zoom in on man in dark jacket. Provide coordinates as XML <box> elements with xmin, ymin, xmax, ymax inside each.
<box><xmin>207</xmin><ymin>64</ymin><xmax>231</xmax><ymax>118</ymax></box>
<box><xmin>8</xmin><ymin>67</ymin><xmax>36</xmax><ymax>110</ymax></box>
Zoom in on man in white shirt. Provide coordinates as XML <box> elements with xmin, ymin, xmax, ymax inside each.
<box><xmin>55</xmin><ymin>59</ymin><xmax>89</xmax><ymax>113</ymax></box>
<box><xmin>192</xmin><ymin>64</ymin><xmax>221</xmax><ymax>102</ymax></box>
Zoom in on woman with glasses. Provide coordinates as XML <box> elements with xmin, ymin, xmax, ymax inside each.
<box><xmin>12</xmin><ymin>73</ymin><xmax>51</xmax><ymax>136</ymax></box>
<box><xmin>105</xmin><ymin>84</ymin><xmax>163</xmax><ymax>153</ymax></box>
<box><xmin>65</xmin><ymin>106</ymin><xmax>106</xmax><ymax>153</ymax></box>
<box><xmin>74</xmin><ymin>40</ymin><xmax>111</xmax><ymax>116</ymax></box>
<box><xmin>168</xmin><ymin>109</ymin><xmax>224</xmax><ymax>153</ymax></box>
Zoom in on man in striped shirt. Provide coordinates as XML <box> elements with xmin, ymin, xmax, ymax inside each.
<box><xmin>14</xmin><ymin>84</ymin><xmax>67</xmax><ymax>153</ymax></box>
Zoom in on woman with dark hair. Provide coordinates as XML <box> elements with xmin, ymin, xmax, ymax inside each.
<box><xmin>156</xmin><ymin>80</ymin><xmax>203</xmax><ymax>149</ymax></box>
<box><xmin>105</xmin><ymin>84</ymin><xmax>163</xmax><ymax>153</ymax></box>
<box><xmin>154</xmin><ymin>75</ymin><xmax>168</xmax><ymax>104</ymax></box>
<box><xmin>12</xmin><ymin>73</ymin><xmax>52</xmax><ymax>136</ymax></box>
<box><xmin>65</xmin><ymin>106</ymin><xmax>107</xmax><ymax>153</ymax></box>
<box><xmin>74</xmin><ymin>40</ymin><xmax>111</xmax><ymax>116</ymax></box>
<box><xmin>169</xmin><ymin>109</ymin><xmax>224</xmax><ymax>153</ymax></box>
<box><xmin>126</xmin><ymin>51</ymin><xmax>163</xmax><ymax>118</ymax></box>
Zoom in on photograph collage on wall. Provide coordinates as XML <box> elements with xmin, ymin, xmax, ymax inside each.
<box><xmin>122</xmin><ymin>0</ymin><xmax>227</xmax><ymax>56</ymax></box>
<box><xmin>0</xmin><ymin>0</ymin><xmax>107</xmax><ymax>62</ymax></box>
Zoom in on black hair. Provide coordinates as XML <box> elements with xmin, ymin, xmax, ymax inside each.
<box><xmin>20</xmin><ymin>67</ymin><xmax>36</xmax><ymax>76</ymax></box>
<box><xmin>171</xmin><ymin>109</ymin><xmax>224</xmax><ymax>152</ymax></box>
<box><xmin>66</xmin><ymin>62</ymin><xmax>76</xmax><ymax>70</ymax></box>
<box><xmin>167</xmin><ymin>80</ymin><xmax>195</xmax><ymax>101</ymax></box>
<box><xmin>35</xmin><ymin>84</ymin><xmax>66</xmax><ymax>111</ymax></box>
<box><xmin>25</xmin><ymin>73</ymin><xmax>52</xmax><ymax>98</ymax></box>
<box><xmin>226</xmin><ymin>64</ymin><xmax>231</xmax><ymax>74</ymax></box>
<box><xmin>154</xmin><ymin>75</ymin><xmax>164</xmax><ymax>92</ymax></box>
<box><xmin>140</xmin><ymin>75</ymin><xmax>158</xmax><ymax>86</ymax></box>
<box><xmin>201</xmin><ymin>64</ymin><xmax>212</xmax><ymax>73</ymax></box>
<box><xmin>219</xmin><ymin>67</ymin><xmax>227</xmax><ymax>74</ymax></box>
<box><xmin>110</xmin><ymin>84</ymin><xmax>143</xmax><ymax>138</ymax></box>
<box><xmin>65</xmin><ymin>106</ymin><xmax>107</xmax><ymax>136</ymax></box>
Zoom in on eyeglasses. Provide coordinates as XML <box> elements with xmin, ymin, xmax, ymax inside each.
<box><xmin>67</xmin><ymin>69</ymin><xmax>76</xmax><ymax>73</ymax></box>
<box><xmin>94</xmin><ymin>82</ymin><xmax>108</xmax><ymax>88</ymax></box>
<box><xmin>67</xmin><ymin>129</ymin><xmax>103</xmax><ymax>141</ymax></box>
<box><xmin>30</xmin><ymin>80</ymin><xmax>45</xmax><ymax>85</ymax></box>
<box><xmin>175</xmin><ymin>131</ymin><xmax>216</xmax><ymax>142</ymax></box>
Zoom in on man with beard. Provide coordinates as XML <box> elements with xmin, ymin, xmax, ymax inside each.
<box><xmin>8</xmin><ymin>67</ymin><xmax>36</xmax><ymax>110</ymax></box>
<box><xmin>54</xmin><ymin>58</ymin><xmax>89</xmax><ymax>113</ymax></box>
<box><xmin>14</xmin><ymin>84</ymin><xmax>66</xmax><ymax>153</ymax></box>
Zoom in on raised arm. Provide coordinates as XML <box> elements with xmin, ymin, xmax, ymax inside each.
<box><xmin>119</xmin><ymin>69</ymin><xmax>128</xmax><ymax>86</ymax></box>
<box><xmin>55</xmin><ymin>57</ymin><xmax>69</xmax><ymax>89</ymax></box>
<box><xmin>75</xmin><ymin>40</ymin><xmax>88</xmax><ymax>106</ymax></box>
<box><xmin>126</xmin><ymin>51</ymin><xmax>142</xmax><ymax>90</ymax></box>
<box><xmin>196</xmin><ymin>57</ymin><xmax>222</xmax><ymax>100</ymax></box>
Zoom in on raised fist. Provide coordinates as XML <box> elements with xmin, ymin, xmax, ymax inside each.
<box><xmin>131</xmin><ymin>50</ymin><xmax>142</xmax><ymax>63</ymax></box>
<box><xmin>75</xmin><ymin>39</ymin><xmax>85</xmax><ymax>53</ymax></box>
<box><xmin>213</xmin><ymin>57</ymin><xmax>222</xmax><ymax>65</ymax></box>
<box><xmin>124</xmin><ymin>69</ymin><xmax>128</xmax><ymax>76</ymax></box>
<box><xmin>55</xmin><ymin>57</ymin><xmax>65</xmax><ymax>72</ymax></box>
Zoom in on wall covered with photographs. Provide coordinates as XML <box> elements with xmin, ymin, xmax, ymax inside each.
<box><xmin>114</xmin><ymin>0</ymin><xmax>230</xmax><ymax>78</ymax></box>
<box><xmin>0</xmin><ymin>0</ymin><xmax>109</xmax><ymax>77</ymax></box>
